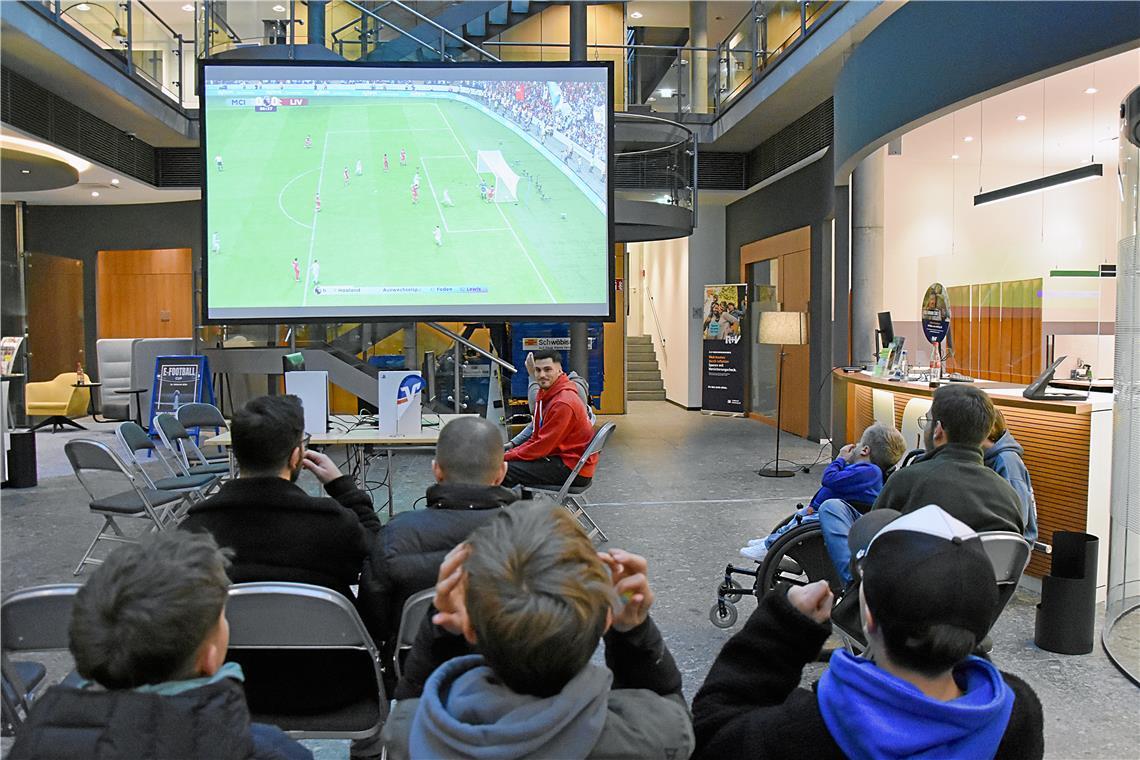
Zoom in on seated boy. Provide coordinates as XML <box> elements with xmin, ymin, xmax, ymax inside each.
<box><xmin>11</xmin><ymin>531</ymin><xmax>311</xmax><ymax>760</ymax></box>
<box><xmin>381</xmin><ymin>501</ymin><xmax>694</xmax><ymax>759</ymax></box>
<box><xmin>739</xmin><ymin>422</ymin><xmax>907</xmax><ymax>563</ymax></box>
<box><xmin>693</xmin><ymin>505</ymin><xmax>1044</xmax><ymax>759</ymax></box>
<box><xmin>983</xmin><ymin>409</ymin><xmax>1039</xmax><ymax>544</ymax></box>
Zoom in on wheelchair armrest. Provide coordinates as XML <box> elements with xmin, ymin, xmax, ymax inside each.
<box><xmin>1032</xmin><ymin>541</ymin><xmax>1052</xmax><ymax>555</ymax></box>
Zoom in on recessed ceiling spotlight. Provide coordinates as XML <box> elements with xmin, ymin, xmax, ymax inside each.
<box><xmin>629</xmin><ymin>11</ymin><xmax>643</xmax><ymax>19</ymax></box>
<box><xmin>110</xmin><ymin>178</ymin><xmax>120</xmax><ymax>185</ymax></box>
<box><xmin>1084</xmin><ymin>87</ymin><xmax>1098</xmax><ymax>95</ymax></box>
<box><xmin>181</xmin><ymin>3</ymin><xmax>194</xmax><ymax>11</ymax></box>
<box><xmin>272</xmin><ymin>4</ymin><xmax>286</xmax><ymax>11</ymax></box>
<box><xmin>1015</xmin><ymin>114</ymin><xmax>1027</xmax><ymax>121</ymax></box>
<box><xmin>91</xmin><ymin>191</ymin><xmax>100</xmax><ymax>197</ymax></box>
<box><xmin>963</xmin><ymin>135</ymin><xmax>974</xmax><ymax>143</ymax></box>
<box><xmin>21</xmin><ymin>169</ymin><xmax>30</xmax><ymax>174</ymax></box>
<box><xmin>951</xmin><ymin>154</ymin><xmax>960</xmax><ymax>160</ymax></box>
<box><xmin>660</xmin><ymin>88</ymin><xmax>673</xmax><ymax>98</ymax></box>
<box><xmin>76</xmin><ymin>3</ymin><xmax>90</xmax><ymax>10</ymax></box>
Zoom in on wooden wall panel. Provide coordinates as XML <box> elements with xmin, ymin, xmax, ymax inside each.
<box><xmin>946</xmin><ymin>279</ymin><xmax>1042</xmax><ymax>382</ymax></box>
<box><xmin>847</xmin><ymin>380</ymin><xmax>1089</xmax><ymax>578</ymax></box>
<box><xmin>26</xmin><ymin>254</ymin><xmax>85</xmax><ymax>381</ymax></box>
<box><xmin>947</xmin><ymin>285</ymin><xmax>972</xmax><ymax>376</ymax></box>
<box><xmin>97</xmin><ymin>249</ymin><xmax>193</xmax><ymax>339</ymax></box>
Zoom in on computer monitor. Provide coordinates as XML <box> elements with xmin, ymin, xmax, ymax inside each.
<box><xmin>877</xmin><ymin>311</ymin><xmax>894</xmax><ymax>345</ymax></box>
<box><xmin>282</xmin><ymin>352</ymin><xmax>305</xmax><ymax>374</ymax></box>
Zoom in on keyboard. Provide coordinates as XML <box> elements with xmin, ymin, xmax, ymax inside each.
<box><xmin>945</xmin><ymin>373</ymin><xmax>974</xmax><ymax>382</ymax></box>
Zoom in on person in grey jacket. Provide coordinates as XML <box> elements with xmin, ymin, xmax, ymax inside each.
<box><xmin>381</xmin><ymin>502</ymin><xmax>694</xmax><ymax>760</ymax></box>
<box><xmin>983</xmin><ymin>409</ymin><xmax>1039</xmax><ymax>544</ymax></box>
<box><xmin>506</xmin><ymin>352</ymin><xmax>595</xmax><ymax>451</ymax></box>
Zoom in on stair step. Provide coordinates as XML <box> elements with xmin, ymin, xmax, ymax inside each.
<box><xmin>627</xmin><ymin>335</ymin><xmax>654</xmax><ymax>345</ymax></box>
<box><xmin>628</xmin><ymin>370</ymin><xmax>663</xmax><ymax>382</ymax></box>
<box><xmin>629</xmin><ymin>379</ymin><xmax>665</xmax><ymax>391</ymax></box>
<box><xmin>627</xmin><ymin>345</ymin><xmax>657</xmax><ymax>357</ymax></box>
<box><xmin>629</xmin><ymin>390</ymin><xmax>667</xmax><ymax>400</ymax></box>
<box><xmin>627</xmin><ymin>360</ymin><xmax>660</xmax><ymax>372</ymax></box>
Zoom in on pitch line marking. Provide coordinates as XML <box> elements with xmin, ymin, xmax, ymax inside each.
<box><xmin>419</xmin><ymin>157</ymin><xmax>450</xmax><ymax>234</ymax></box>
<box><xmin>433</xmin><ymin>102</ymin><xmax>556</xmax><ymax>304</ymax></box>
<box><xmin>277</xmin><ymin>169</ymin><xmax>317</xmax><ymax>230</ymax></box>
<box><xmin>302</xmin><ymin>134</ymin><xmax>330</xmax><ymax>306</ymax></box>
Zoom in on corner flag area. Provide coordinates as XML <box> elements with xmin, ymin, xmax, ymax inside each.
<box><xmin>205</xmin><ymin>96</ymin><xmax>607</xmax><ymax>310</ymax></box>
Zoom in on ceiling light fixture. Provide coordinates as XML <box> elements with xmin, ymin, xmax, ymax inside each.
<box><xmin>0</xmin><ymin>135</ymin><xmax>91</xmax><ymax>173</ymax></box>
<box><xmin>974</xmin><ymin>163</ymin><xmax>1103</xmax><ymax>207</ymax></box>
<box><xmin>272</xmin><ymin>4</ymin><xmax>286</xmax><ymax>11</ymax></box>
<box><xmin>1016</xmin><ymin>114</ymin><xmax>1027</xmax><ymax>121</ymax></box>
<box><xmin>76</xmin><ymin>2</ymin><xmax>90</xmax><ymax>10</ymax></box>
<box><xmin>963</xmin><ymin>135</ymin><xmax>974</xmax><ymax>143</ymax></box>
<box><xmin>21</xmin><ymin>169</ymin><xmax>30</xmax><ymax>174</ymax></box>
<box><xmin>1084</xmin><ymin>87</ymin><xmax>1098</xmax><ymax>95</ymax></box>
<box><xmin>630</xmin><ymin>11</ymin><xmax>643</xmax><ymax>19</ymax></box>
<box><xmin>181</xmin><ymin>3</ymin><xmax>193</xmax><ymax>11</ymax></box>
<box><xmin>660</xmin><ymin>88</ymin><xmax>673</xmax><ymax>98</ymax></box>
<box><xmin>91</xmin><ymin>191</ymin><xmax>100</xmax><ymax>198</ymax></box>
<box><xmin>951</xmin><ymin>154</ymin><xmax>960</xmax><ymax>160</ymax></box>
<box><xmin>110</xmin><ymin>178</ymin><xmax>120</xmax><ymax>185</ymax></box>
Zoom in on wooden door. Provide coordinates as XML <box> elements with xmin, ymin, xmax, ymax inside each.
<box><xmin>97</xmin><ymin>249</ymin><xmax>193</xmax><ymax>339</ymax></box>
<box><xmin>26</xmin><ymin>253</ymin><xmax>85</xmax><ymax>381</ymax></box>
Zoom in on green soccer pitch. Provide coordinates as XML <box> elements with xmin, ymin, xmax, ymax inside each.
<box><xmin>205</xmin><ymin>95</ymin><xmax>608</xmax><ymax>312</ymax></box>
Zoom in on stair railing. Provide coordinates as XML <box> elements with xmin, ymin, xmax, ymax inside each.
<box><xmin>643</xmin><ymin>282</ymin><xmax>668</xmax><ymax>367</ymax></box>
<box><xmin>384</xmin><ymin>0</ymin><xmax>501</xmax><ymax>61</ymax></box>
<box><xmin>342</xmin><ymin>0</ymin><xmax>454</xmax><ymax>61</ymax></box>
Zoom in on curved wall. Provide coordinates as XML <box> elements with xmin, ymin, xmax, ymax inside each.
<box><xmin>833</xmin><ymin>1</ymin><xmax>1140</xmax><ymax>180</ymax></box>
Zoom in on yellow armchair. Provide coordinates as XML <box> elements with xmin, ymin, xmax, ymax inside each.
<box><xmin>26</xmin><ymin>372</ymin><xmax>91</xmax><ymax>432</ymax></box>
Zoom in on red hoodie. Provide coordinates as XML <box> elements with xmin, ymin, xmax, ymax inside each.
<box><xmin>504</xmin><ymin>372</ymin><xmax>597</xmax><ymax>477</ymax></box>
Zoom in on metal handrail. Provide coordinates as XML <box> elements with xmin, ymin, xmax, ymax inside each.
<box><xmin>342</xmin><ymin>0</ymin><xmax>453</xmax><ymax>61</ymax></box>
<box><xmin>615</xmin><ymin>112</ymin><xmax>695</xmax><ymax>158</ymax></box>
<box><xmin>644</xmin><ymin>283</ymin><xmax>668</xmax><ymax>366</ymax></box>
<box><xmin>385</xmin><ymin>0</ymin><xmax>500</xmax><ymax>62</ymax></box>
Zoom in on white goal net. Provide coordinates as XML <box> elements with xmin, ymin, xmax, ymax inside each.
<box><xmin>476</xmin><ymin>150</ymin><xmax>519</xmax><ymax>202</ymax></box>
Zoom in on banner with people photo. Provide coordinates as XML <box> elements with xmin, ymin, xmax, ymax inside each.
<box><xmin>701</xmin><ymin>284</ymin><xmax>748</xmax><ymax>415</ymax></box>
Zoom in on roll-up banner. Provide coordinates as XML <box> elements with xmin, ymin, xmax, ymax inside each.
<box><xmin>701</xmin><ymin>284</ymin><xmax>748</xmax><ymax>415</ymax></box>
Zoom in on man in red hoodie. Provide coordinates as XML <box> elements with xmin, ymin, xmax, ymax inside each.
<box><xmin>502</xmin><ymin>349</ymin><xmax>597</xmax><ymax>489</ymax></box>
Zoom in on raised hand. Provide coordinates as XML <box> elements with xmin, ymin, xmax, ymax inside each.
<box><xmin>431</xmin><ymin>543</ymin><xmax>471</xmax><ymax>636</ymax></box>
<box><xmin>598</xmin><ymin>549</ymin><xmax>655</xmax><ymax>633</ymax></box>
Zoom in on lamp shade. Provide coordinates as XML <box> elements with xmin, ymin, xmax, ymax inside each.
<box><xmin>758</xmin><ymin>311</ymin><xmax>808</xmax><ymax>345</ymax></box>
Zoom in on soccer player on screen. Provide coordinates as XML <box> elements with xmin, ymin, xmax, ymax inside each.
<box><xmin>343</xmin><ymin>167</ymin><xmax>350</xmax><ymax>186</ymax></box>
<box><xmin>305</xmin><ymin>134</ymin><xmax>313</xmax><ymax>149</ymax></box>
<box><xmin>292</xmin><ymin>258</ymin><xmax>300</xmax><ymax>283</ymax></box>
<box><xmin>487</xmin><ymin>186</ymin><xmax>496</xmax><ymax>203</ymax></box>
<box><xmin>315</xmin><ymin>193</ymin><xmax>321</xmax><ymax>213</ymax></box>
<box><xmin>310</xmin><ymin>258</ymin><xmax>320</xmax><ymax>285</ymax></box>
<box><xmin>442</xmin><ymin>188</ymin><xmax>454</xmax><ymax>207</ymax></box>
<box><xmin>214</xmin><ymin>155</ymin><xmax>223</xmax><ymax>172</ymax></box>
<box><xmin>434</xmin><ymin>226</ymin><xmax>442</xmax><ymax>247</ymax></box>
<box><xmin>413</xmin><ymin>170</ymin><xmax>421</xmax><ymax>188</ymax></box>
<box><xmin>383</xmin><ymin>153</ymin><xmax>390</xmax><ymax>172</ymax></box>
<box><xmin>480</xmin><ymin>179</ymin><xmax>488</xmax><ymax>201</ymax></box>
<box><xmin>400</xmin><ymin>148</ymin><xmax>407</xmax><ymax>166</ymax></box>
<box><xmin>411</xmin><ymin>185</ymin><xmax>419</xmax><ymax>205</ymax></box>
<box><xmin>356</xmin><ymin>159</ymin><xmax>363</xmax><ymax>176</ymax></box>
<box><xmin>212</xmin><ymin>232</ymin><xmax>220</xmax><ymax>255</ymax></box>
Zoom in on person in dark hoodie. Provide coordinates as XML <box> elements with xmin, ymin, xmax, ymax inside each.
<box><xmin>692</xmin><ymin>505</ymin><xmax>1044</xmax><ymax>760</ymax></box>
<box><xmin>380</xmin><ymin>501</ymin><xmax>694</xmax><ymax>759</ymax></box>
<box><xmin>821</xmin><ymin>383</ymin><xmax>1024</xmax><ymax>583</ymax></box>
<box><xmin>983</xmin><ymin>409</ymin><xmax>1039</xmax><ymax>544</ymax></box>
<box><xmin>10</xmin><ymin>531</ymin><xmax>311</xmax><ymax>760</ymax></box>
<box><xmin>502</xmin><ymin>349</ymin><xmax>598</xmax><ymax>489</ymax></box>
<box><xmin>358</xmin><ymin>415</ymin><xmax>519</xmax><ymax>668</ymax></box>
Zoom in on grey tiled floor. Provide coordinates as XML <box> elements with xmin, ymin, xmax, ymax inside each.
<box><xmin>2</xmin><ymin>402</ymin><xmax>1137</xmax><ymax>759</ymax></box>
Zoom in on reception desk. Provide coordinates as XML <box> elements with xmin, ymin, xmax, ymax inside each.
<box><xmin>833</xmin><ymin>369</ymin><xmax>1113</xmax><ymax>583</ymax></box>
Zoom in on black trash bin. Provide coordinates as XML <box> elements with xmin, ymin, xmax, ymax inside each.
<box><xmin>1034</xmin><ymin>532</ymin><xmax>1098</xmax><ymax>654</ymax></box>
<box><xmin>4</xmin><ymin>429</ymin><xmax>38</xmax><ymax>489</ymax></box>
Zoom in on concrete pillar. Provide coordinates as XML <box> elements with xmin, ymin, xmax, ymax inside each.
<box><xmin>850</xmin><ymin>148</ymin><xmax>885</xmax><ymax>366</ymax></box>
<box><xmin>568</xmin><ymin>0</ymin><xmax>589</xmax><ymax>379</ymax></box>
<box><xmin>307</xmin><ymin>0</ymin><xmax>327</xmax><ymax>47</ymax></box>
<box><xmin>689</xmin><ymin>1</ymin><xmax>708</xmax><ymax>113</ymax></box>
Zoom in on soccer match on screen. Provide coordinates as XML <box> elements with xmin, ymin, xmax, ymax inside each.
<box><xmin>202</xmin><ymin>65</ymin><xmax>610</xmax><ymax>320</ymax></box>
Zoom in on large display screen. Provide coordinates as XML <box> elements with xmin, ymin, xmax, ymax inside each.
<box><xmin>201</xmin><ymin>61</ymin><xmax>612</xmax><ymax>322</ymax></box>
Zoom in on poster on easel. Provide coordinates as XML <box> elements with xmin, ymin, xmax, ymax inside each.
<box><xmin>701</xmin><ymin>284</ymin><xmax>748</xmax><ymax>415</ymax></box>
<box><xmin>1</xmin><ymin>337</ymin><xmax>24</xmax><ymax>376</ymax></box>
<box><xmin>148</xmin><ymin>355</ymin><xmax>213</xmax><ymax>433</ymax></box>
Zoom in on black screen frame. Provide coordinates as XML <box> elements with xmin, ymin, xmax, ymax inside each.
<box><xmin>199</xmin><ymin>58</ymin><xmax>615</xmax><ymax>324</ymax></box>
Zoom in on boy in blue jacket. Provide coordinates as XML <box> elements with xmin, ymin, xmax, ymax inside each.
<box><xmin>740</xmin><ymin>422</ymin><xmax>907</xmax><ymax>563</ymax></box>
<box><xmin>983</xmin><ymin>409</ymin><xmax>1039</xmax><ymax>544</ymax></box>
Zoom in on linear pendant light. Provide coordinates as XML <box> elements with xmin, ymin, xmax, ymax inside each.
<box><xmin>973</xmin><ymin>163</ymin><xmax>1103</xmax><ymax>206</ymax></box>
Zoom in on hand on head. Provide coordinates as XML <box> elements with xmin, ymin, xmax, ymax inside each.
<box><xmin>787</xmin><ymin>580</ymin><xmax>833</xmax><ymax>624</ymax></box>
<box><xmin>597</xmin><ymin>549</ymin><xmax>655</xmax><ymax>632</ymax></box>
<box><xmin>432</xmin><ymin>543</ymin><xmax>471</xmax><ymax>637</ymax></box>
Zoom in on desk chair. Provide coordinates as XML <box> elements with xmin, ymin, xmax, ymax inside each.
<box><xmin>393</xmin><ymin>589</ymin><xmax>435</xmax><ymax>682</ymax></box>
<box><xmin>115</xmin><ymin>422</ymin><xmax>220</xmax><ymax>515</ymax></box>
<box><xmin>1</xmin><ymin>584</ymin><xmax>81</xmax><ymax>737</ymax></box>
<box><xmin>831</xmin><ymin>530</ymin><xmax>1032</xmax><ymax>655</ymax></box>
<box><xmin>64</xmin><ymin>440</ymin><xmax>181</xmax><ymax>575</ymax></box>
<box><xmin>25</xmin><ymin>373</ymin><xmax>90</xmax><ymax>432</ymax></box>
<box><xmin>900</xmin><ymin>397</ymin><xmax>933</xmax><ymax>451</ymax></box>
<box><xmin>154</xmin><ymin>414</ymin><xmax>232</xmax><ymax>479</ymax></box>
<box><xmin>871</xmin><ymin>388</ymin><xmax>895</xmax><ymax>428</ymax></box>
<box><xmin>225</xmin><ymin>582</ymin><xmax>387</xmax><ymax>741</ymax></box>
<box><xmin>525</xmin><ymin>422</ymin><xmax>616</xmax><ymax>543</ymax></box>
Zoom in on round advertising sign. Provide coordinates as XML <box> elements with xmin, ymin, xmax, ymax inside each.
<box><xmin>921</xmin><ymin>283</ymin><xmax>951</xmax><ymax>344</ymax></box>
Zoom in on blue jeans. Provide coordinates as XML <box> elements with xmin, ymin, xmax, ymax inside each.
<box><xmin>249</xmin><ymin>722</ymin><xmax>313</xmax><ymax>759</ymax></box>
<box><xmin>819</xmin><ymin>498</ymin><xmax>863</xmax><ymax>585</ymax></box>
<box><xmin>762</xmin><ymin>506</ymin><xmax>819</xmax><ymax>549</ymax></box>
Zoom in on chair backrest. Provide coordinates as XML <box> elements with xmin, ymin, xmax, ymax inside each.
<box><xmin>900</xmin><ymin>397</ymin><xmax>933</xmax><ymax>451</ymax></box>
<box><xmin>64</xmin><ymin>440</ymin><xmax>168</xmax><ymax>525</ymax></box>
<box><xmin>153</xmin><ymin>414</ymin><xmax>193</xmax><ymax>473</ymax></box>
<box><xmin>393</xmin><ymin>589</ymin><xmax>435</xmax><ymax>680</ymax></box>
<box><xmin>557</xmin><ymin>422</ymin><xmax>616</xmax><ymax>501</ymax></box>
<box><xmin>96</xmin><ymin>339</ymin><xmax>138</xmax><ymax>419</ymax></box>
<box><xmin>177</xmin><ymin>403</ymin><xmax>227</xmax><ymax>431</ymax></box>
<box><xmin>871</xmin><ymin>388</ymin><xmax>895</xmax><ymax>428</ymax></box>
<box><xmin>114</xmin><ymin>422</ymin><xmax>166</xmax><ymax>488</ymax></box>
<box><xmin>1</xmin><ymin>585</ymin><xmax>82</xmax><ymax>653</ymax></box>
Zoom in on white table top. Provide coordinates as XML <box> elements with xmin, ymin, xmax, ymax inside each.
<box><xmin>208</xmin><ymin>413</ymin><xmax>463</xmax><ymax>447</ymax></box>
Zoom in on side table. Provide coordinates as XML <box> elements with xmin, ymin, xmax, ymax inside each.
<box><xmin>114</xmin><ymin>388</ymin><xmax>147</xmax><ymax>428</ymax></box>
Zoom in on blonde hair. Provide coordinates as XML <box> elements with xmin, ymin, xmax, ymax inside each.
<box><xmin>988</xmin><ymin>408</ymin><xmax>1008</xmax><ymax>443</ymax></box>
<box><xmin>464</xmin><ymin>502</ymin><xmax>615</xmax><ymax>697</ymax></box>
<box><xmin>860</xmin><ymin>422</ymin><xmax>908</xmax><ymax>471</ymax></box>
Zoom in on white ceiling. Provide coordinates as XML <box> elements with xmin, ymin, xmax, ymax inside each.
<box><xmin>626</xmin><ymin>1</ymin><xmax>756</xmax><ymax>46</ymax></box>
<box><xmin>896</xmin><ymin>48</ymin><xmax>1139</xmax><ymax>183</ymax></box>
<box><xmin>0</xmin><ymin>124</ymin><xmax>200</xmax><ymax>206</ymax></box>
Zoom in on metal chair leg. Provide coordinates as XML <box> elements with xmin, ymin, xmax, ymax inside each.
<box><xmin>564</xmin><ymin>496</ymin><xmax>608</xmax><ymax>543</ymax></box>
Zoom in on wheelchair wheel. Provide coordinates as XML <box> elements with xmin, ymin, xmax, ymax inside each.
<box><xmin>709</xmin><ymin>601</ymin><xmax>738</xmax><ymax>628</ymax></box>
<box><xmin>719</xmin><ymin>578</ymin><xmax>744</xmax><ymax>603</ymax></box>
<box><xmin>756</xmin><ymin>523</ymin><xmax>843</xmax><ymax>597</ymax></box>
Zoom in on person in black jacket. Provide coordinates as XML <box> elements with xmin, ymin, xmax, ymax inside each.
<box><xmin>692</xmin><ymin>505</ymin><xmax>1044</xmax><ymax>760</ymax></box>
<box><xmin>182</xmin><ymin>394</ymin><xmax>379</xmax><ymax>600</ymax></box>
<box><xmin>358</xmin><ymin>415</ymin><xmax>517</xmax><ymax>663</ymax></box>
<box><xmin>11</xmin><ymin>531</ymin><xmax>310</xmax><ymax>760</ymax></box>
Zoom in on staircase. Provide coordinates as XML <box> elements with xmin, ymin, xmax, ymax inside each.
<box><xmin>627</xmin><ymin>335</ymin><xmax>666</xmax><ymax>401</ymax></box>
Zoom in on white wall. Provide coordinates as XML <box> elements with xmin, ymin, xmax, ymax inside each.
<box><xmin>688</xmin><ymin>203</ymin><xmax>727</xmax><ymax>407</ymax></box>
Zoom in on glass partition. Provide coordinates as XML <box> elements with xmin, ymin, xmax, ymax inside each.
<box><xmin>130</xmin><ymin>2</ymin><xmax>184</xmax><ymax>104</ymax></box>
<box><xmin>749</xmin><ymin>260</ymin><xmax>779</xmax><ymax>418</ymax></box>
<box><xmin>58</xmin><ymin>1</ymin><xmax>130</xmax><ymax>59</ymax></box>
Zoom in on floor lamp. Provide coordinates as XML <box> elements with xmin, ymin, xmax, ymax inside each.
<box><xmin>757</xmin><ymin>311</ymin><xmax>808</xmax><ymax>478</ymax></box>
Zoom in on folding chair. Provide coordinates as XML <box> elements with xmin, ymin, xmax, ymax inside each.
<box><xmin>1</xmin><ymin>584</ymin><xmax>82</xmax><ymax>736</ymax></box>
<box><xmin>393</xmin><ymin>589</ymin><xmax>435</xmax><ymax>682</ymax></box>
<box><xmin>526</xmin><ymin>422</ymin><xmax>616</xmax><ymax>543</ymax></box>
<box><xmin>176</xmin><ymin>403</ymin><xmax>229</xmax><ymax>459</ymax></box>
<box><xmin>225</xmin><ymin>582</ymin><xmax>387</xmax><ymax>741</ymax></box>
<box><xmin>154</xmin><ymin>413</ymin><xmax>232</xmax><ymax>479</ymax></box>
<box><xmin>116</xmin><ymin>422</ymin><xmax>220</xmax><ymax>513</ymax></box>
<box><xmin>64</xmin><ymin>440</ymin><xmax>182</xmax><ymax>575</ymax></box>
<box><xmin>831</xmin><ymin>530</ymin><xmax>1031</xmax><ymax>655</ymax></box>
